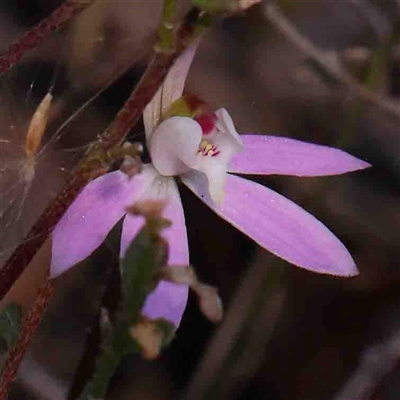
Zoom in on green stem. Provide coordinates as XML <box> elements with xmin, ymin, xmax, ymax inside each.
<box><xmin>158</xmin><ymin>0</ymin><xmax>179</xmax><ymax>50</ymax></box>
<box><xmin>77</xmin><ymin>349</ymin><xmax>123</xmax><ymax>400</ymax></box>
<box><xmin>77</xmin><ymin>321</ymin><xmax>140</xmax><ymax>400</ymax></box>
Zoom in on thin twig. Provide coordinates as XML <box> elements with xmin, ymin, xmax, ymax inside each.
<box><xmin>0</xmin><ymin>7</ymin><xmax>210</xmax><ymax>301</ymax></box>
<box><xmin>0</xmin><ymin>279</ymin><xmax>55</xmax><ymax>400</ymax></box>
<box><xmin>349</xmin><ymin>0</ymin><xmax>391</xmax><ymax>38</ymax></box>
<box><xmin>263</xmin><ymin>1</ymin><xmax>400</xmax><ymax>120</ymax></box>
<box><xmin>183</xmin><ymin>256</ymin><xmax>285</xmax><ymax>400</ymax></box>
<box><xmin>332</xmin><ymin>333</ymin><xmax>400</xmax><ymax>400</ymax></box>
<box><xmin>183</xmin><ymin>260</ymin><xmax>268</xmax><ymax>400</ymax></box>
<box><xmin>0</xmin><ymin>0</ymin><xmax>96</xmax><ymax>76</ymax></box>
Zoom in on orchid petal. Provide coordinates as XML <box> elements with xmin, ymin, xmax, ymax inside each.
<box><xmin>51</xmin><ymin>166</ymin><xmax>161</xmax><ymax>278</ymax></box>
<box><xmin>143</xmin><ymin>43</ymin><xmax>198</xmax><ymax>138</ymax></box>
<box><xmin>192</xmin><ymin>156</ymin><xmax>228</xmax><ymax>205</ymax></box>
<box><xmin>214</xmin><ymin>109</ymin><xmax>244</xmax><ymax>152</ymax></box>
<box><xmin>160</xmin><ymin>43</ymin><xmax>198</xmax><ymax>117</ymax></box>
<box><xmin>228</xmin><ymin>135</ymin><xmax>371</xmax><ymax>176</ymax></box>
<box><xmin>51</xmin><ymin>171</ymin><xmax>136</xmax><ymax>278</ymax></box>
<box><xmin>150</xmin><ymin>117</ymin><xmax>202</xmax><ymax>176</ymax></box>
<box><xmin>143</xmin><ymin>88</ymin><xmax>162</xmax><ymax>138</ymax></box>
<box><xmin>182</xmin><ymin>171</ymin><xmax>358</xmax><ymax>276</ymax></box>
<box><xmin>121</xmin><ymin>176</ymin><xmax>189</xmax><ymax>327</ymax></box>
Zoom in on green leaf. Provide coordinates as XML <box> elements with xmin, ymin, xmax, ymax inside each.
<box><xmin>0</xmin><ymin>302</ymin><xmax>22</xmax><ymax>352</ymax></box>
<box><xmin>119</xmin><ymin>220</ymin><xmax>168</xmax><ymax>321</ymax></box>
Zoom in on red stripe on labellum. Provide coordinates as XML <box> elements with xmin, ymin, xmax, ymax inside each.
<box><xmin>195</xmin><ymin>112</ymin><xmax>217</xmax><ymax>136</ymax></box>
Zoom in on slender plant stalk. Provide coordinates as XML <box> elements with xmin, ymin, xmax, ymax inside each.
<box><xmin>332</xmin><ymin>333</ymin><xmax>400</xmax><ymax>400</ymax></box>
<box><xmin>158</xmin><ymin>0</ymin><xmax>179</xmax><ymax>50</ymax></box>
<box><xmin>0</xmin><ymin>0</ymin><xmax>96</xmax><ymax>76</ymax></box>
<box><xmin>0</xmin><ymin>7</ymin><xmax>211</xmax><ymax>301</ymax></box>
<box><xmin>76</xmin><ymin>352</ymin><xmax>124</xmax><ymax>400</ymax></box>
<box><xmin>0</xmin><ymin>279</ymin><xmax>55</xmax><ymax>400</ymax></box>
<box><xmin>263</xmin><ymin>1</ymin><xmax>400</xmax><ymax>120</ymax></box>
<box><xmin>183</xmin><ymin>258</ymin><xmax>285</xmax><ymax>400</ymax></box>
<box><xmin>76</xmin><ymin>324</ymin><xmax>134</xmax><ymax>400</ymax></box>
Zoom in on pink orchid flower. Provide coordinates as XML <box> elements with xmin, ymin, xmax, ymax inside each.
<box><xmin>51</xmin><ymin>46</ymin><xmax>370</xmax><ymax>328</ymax></box>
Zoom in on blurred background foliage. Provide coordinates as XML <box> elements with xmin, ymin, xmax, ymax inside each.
<box><xmin>0</xmin><ymin>1</ymin><xmax>399</xmax><ymax>399</ymax></box>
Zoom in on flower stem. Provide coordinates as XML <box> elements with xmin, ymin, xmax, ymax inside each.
<box><xmin>0</xmin><ymin>279</ymin><xmax>54</xmax><ymax>400</ymax></box>
<box><xmin>158</xmin><ymin>0</ymin><xmax>179</xmax><ymax>51</ymax></box>
<box><xmin>0</xmin><ymin>7</ymin><xmax>212</xmax><ymax>301</ymax></box>
<box><xmin>76</xmin><ymin>319</ymin><xmax>141</xmax><ymax>400</ymax></box>
<box><xmin>76</xmin><ymin>345</ymin><xmax>126</xmax><ymax>400</ymax></box>
<box><xmin>0</xmin><ymin>0</ymin><xmax>96</xmax><ymax>76</ymax></box>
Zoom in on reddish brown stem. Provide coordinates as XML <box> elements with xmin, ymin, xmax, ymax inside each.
<box><xmin>0</xmin><ymin>7</ymin><xmax>208</xmax><ymax>299</ymax></box>
<box><xmin>0</xmin><ymin>0</ymin><xmax>95</xmax><ymax>76</ymax></box>
<box><xmin>0</xmin><ymin>170</ymin><xmax>96</xmax><ymax>300</ymax></box>
<box><xmin>0</xmin><ymin>279</ymin><xmax>55</xmax><ymax>400</ymax></box>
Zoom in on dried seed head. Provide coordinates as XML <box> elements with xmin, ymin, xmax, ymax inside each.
<box><xmin>158</xmin><ymin>265</ymin><xmax>224</xmax><ymax>323</ymax></box>
<box><xmin>129</xmin><ymin>317</ymin><xmax>164</xmax><ymax>360</ymax></box>
<box><xmin>120</xmin><ymin>155</ymin><xmax>142</xmax><ymax>178</ymax></box>
<box><xmin>194</xmin><ymin>282</ymin><xmax>223</xmax><ymax>323</ymax></box>
<box><xmin>25</xmin><ymin>92</ymin><xmax>53</xmax><ymax>160</ymax></box>
<box><xmin>126</xmin><ymin>199</ymin><xmax>167</xmax><ymax>220</ymax></box>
